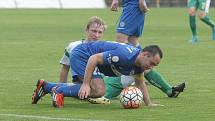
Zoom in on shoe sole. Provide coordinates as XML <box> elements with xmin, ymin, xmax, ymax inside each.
<box><xmin>88</xmin><ymin>97</ymin><xmax>110</xmax><ymax>104</ymax></box>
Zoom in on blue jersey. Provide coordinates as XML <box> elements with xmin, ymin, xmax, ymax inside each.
<box><xmin>70</xmin><ymin>41</ymin><xmax>144</xmax><ymax>78</ymax></box>
<box><xmin>117</xmin><ymin>0</ymin><xmax>145</xmax><ymax>37</ymax></box>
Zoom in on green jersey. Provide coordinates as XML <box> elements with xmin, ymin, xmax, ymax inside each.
<box><xmin>188</xmin><ymin>0</ymin><xmax>211</xmax><ymax>13</ymax></box>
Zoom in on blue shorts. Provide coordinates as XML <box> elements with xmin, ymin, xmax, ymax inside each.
<box><xmin>117</xmin><ymin>6</ymin><xmax>145</xmax><ymax>37</ymax></box>
<box><xmin>70</xmin><ymin>48</ymin><xmax>102</xmax><ymax>80</ymax></box>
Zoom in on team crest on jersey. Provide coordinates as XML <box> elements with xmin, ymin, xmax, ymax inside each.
<box><xmin>112</xmin><ymin>56</ymin><xmax>119</xmax><ymax>62</ymax></box>
<box><xmin>119</xmin><ymin>22</ymin><xmax>125</xmax><ymax>27</ymax></box>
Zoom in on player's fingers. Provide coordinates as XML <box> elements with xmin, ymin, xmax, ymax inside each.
<box><xmin>78</xmin><ymin>91</ymin><xmax>82</xmax><ymax>99</ymax></box>
<box><xmin>111</xmin><ymin>9</ymin><xmax>117</xmax><ymax>11</ymax></box>
<box><xmin>111</xmin><ymin>7</ymin><xmax>117</xmax><ymax>11</ymax></box>
<box><xmin>78</xmin><ymin>90</ymin><xmax>85</xmax><ymax>99</ymax></box>
<box><xmin>84</xmin><ymin>92</ymin><xmax>89</xmax><ymax>99</ymax></box>
<box><xmin>80</xmin><ymin>92</ymin><xmax>86</xmax><ymax>99</ymax></box>
<box><xmin>143</xmin><ymin>8</ymin><xmax>149</xmax><ymax>13</ymax></box>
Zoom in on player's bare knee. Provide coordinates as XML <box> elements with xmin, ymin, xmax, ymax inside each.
<box><xmin>188</xmin><ymin>9</ymin><xmax>196</xmax><ymax>16</ymax></box>
<box><xmin>116</xmin><ymin>33</ymin><xmax>128</xmax><ymax>43</ymax></box>
<box><xmin>128</xmin><ymin>36</ymin><xmax>138</xmax><ymax>46</ymax></box>
<box><xmin>198</xmin><ymin>12</ymin><xmax>206</xmax><ymax>19</ymax></box>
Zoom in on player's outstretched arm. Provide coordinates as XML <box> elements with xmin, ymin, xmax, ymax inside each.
<box><xmin>79</xmin><ymin>53</ymin><xmax>104</xmax><ymax>99</ymax></box>
<box><xmin>134</xmin><ymin>73</ymin><xmax>163</xmax><ymax>107</ymax></box>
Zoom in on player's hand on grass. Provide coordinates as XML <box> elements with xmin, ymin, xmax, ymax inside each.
<box><xmin>110</xmin><ymin>0</ymin><xmax>118</xmax><ymax>11</ymax></box>
<box><xmin>78</xmin><ymin>83</ymin><xmax>91</xmax><ymax>99</ymax></box>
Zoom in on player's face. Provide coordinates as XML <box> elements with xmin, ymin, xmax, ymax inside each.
<box><xmin>86</xmin><ymin>23</ymin><xmax>105</xmax><ymax>40</ymax></box>
<box><xmin>141</xmin><ymin>52</ymin><xmax>161</xmax><ymax>70</ymax></box>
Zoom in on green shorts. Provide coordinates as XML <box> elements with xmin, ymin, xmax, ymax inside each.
<box><xmin>103</xmin><ymin>76</ymin><xmax>123</xmax><ymax>99</ymax></box>
<box><xmin>187</xmin><ymin>0</ymin><xmax>211</xmax><ymax>12</ymax></box>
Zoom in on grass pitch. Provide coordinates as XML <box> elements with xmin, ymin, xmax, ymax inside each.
<box><xmin>0</xmin><ymin>8</ymin><xmax>215</xmax><ymax>121</ymax></box>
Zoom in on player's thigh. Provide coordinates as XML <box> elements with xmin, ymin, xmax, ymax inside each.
<box><xmin>116</xmin><ymin>33</ymin><xmax>129</xmax><ymax>43</ymax></box>
<box><xmin>197</xmin><ymin>0</ymin><xmax>210</xmax><ymax>18</ymax></box>
<box><xmin>128</xmin><ymin>36</ymin><xmax>138</xmax><ymax>46</ymax></box>
<box><xmin>187</xmin><ymin>0</ymin><xmax>198</xmax><ymax>8</ymax></box>
<box><xmin>198</xmin><ymin>0</ymin><xmax>209</xmax><ymax>11</ymax></box>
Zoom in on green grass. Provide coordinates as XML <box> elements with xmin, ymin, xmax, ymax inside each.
<box><xmin>0</xmin><ymin>8</ymin><xmax>215</xmax><ymax>121</ymax></box>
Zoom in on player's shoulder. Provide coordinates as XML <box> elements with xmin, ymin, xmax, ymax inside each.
<box><xmin>119</xmin><ymin>45</ymin><xmax>140</xmax><ymax>60</ymax></box>
<box><xmin>118</xmin><ymin>43</ymin><xmax>139</xmax><ymax>52</ymax></box>
<box><xmin>66</xmin><ymin>40</ymin><xmax>83</xmax><ymax>49</ymax></box>
<box><xmin>68</xmin><ymin>40</ymin><xmax>83</xmax><ymax>46</ymax></box>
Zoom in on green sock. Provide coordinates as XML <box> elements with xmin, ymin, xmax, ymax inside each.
<box><xmin>144</xmin><ymin>69</ymin><xmax>172</xmax><ymax>96</ymax></box>
<box><xmin>201</xmin><ymin>16</ymin><xmax>215</xmax><ymax>28</ymax></box>
<box><xmin>189</xmin><ymin>15</ymin><xmax>197</xmax><ymax>36</ymax></box>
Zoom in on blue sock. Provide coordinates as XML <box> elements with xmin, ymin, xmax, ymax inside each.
<box><xmin>55</xmin><ymin>84</ymin><xmax>81</xmax><ymax>98</ymax></box>
<box><xmin>44</xmin><ymin>82</ymin><xmax>67</xmax><ymax>93</ymax></box>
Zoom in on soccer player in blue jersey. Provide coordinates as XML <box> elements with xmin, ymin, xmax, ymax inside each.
<box><xmin>111</xmin><ymin>0</ymin><xmax>149</xmax><ymax>48</ymax></box>
<box><xmin>188</xmin><ymin>0</ymin><xmax>215</xmax><ymax>42</ymax></box>
<box><xmin>110</xmin><ymin>0</ymin><xmax>185</xmax><ymax>99</ymax></box>
<box><xmin>53</xmin><ymin>41</ymin><xmax>163</xmax><ymax>107</ymax></box>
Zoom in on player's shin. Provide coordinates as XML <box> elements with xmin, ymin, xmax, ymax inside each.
<box><xmin>44</xmin><ymin>82</ymin><xmax>67</xmax><ymax>93</ymax></box>
<box><xmin>144</xmin><ymin>69</ymin><xmax>172</xmax><ymax>96</ymax></box>
<box><xmin>53</xmin><ymin>83</ymin><xmax>81</xmax><ymax>97</ymax></box>
<box><xmin>200</xmin><ymin>16</ymin><xmax>215</xmax><ymax>28</ymax></box>
<box><xmin>189</xmin><ymin>15</ymin><xmax>197</xmax><ymax>37</ymax></box>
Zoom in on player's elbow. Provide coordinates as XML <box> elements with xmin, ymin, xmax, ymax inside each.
<box><xmin>90</xmin><ymin>53</ymin><xmax>104</xmax><ymax>65</ymax></box>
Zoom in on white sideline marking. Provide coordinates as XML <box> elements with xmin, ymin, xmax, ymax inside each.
<box><xmin>0</xmin><ymin>113</ymin><xmax>108</xmax><ymax>121</ymax></box>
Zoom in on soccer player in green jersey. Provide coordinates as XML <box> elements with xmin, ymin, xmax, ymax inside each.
<box><xmin>188</xmin><ymin>0</ymin><xmax>215</xmax><ymax>42</ymax></box>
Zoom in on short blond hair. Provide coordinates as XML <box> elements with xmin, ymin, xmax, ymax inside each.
<box><xmin>85</xmin><ymin>16</ymin><xmax>107</xmax><ymax>31</ymax></box>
